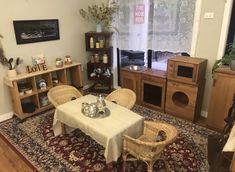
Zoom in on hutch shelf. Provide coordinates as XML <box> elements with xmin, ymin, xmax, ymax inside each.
<box><xmin>85</xmin><ymin>31</ymin><xmax>113</xmax><ymax>93</ymax></box>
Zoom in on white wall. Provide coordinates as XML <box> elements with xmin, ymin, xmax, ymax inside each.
<box><xmin>0</xmin><ymin>0</ymin><xmax>104</xmax><ymax>115</ymax></box>
<box><xmin>195</xmin><ymin>0</ymin><xmax>226</xmax><ymax>112</ymax></box>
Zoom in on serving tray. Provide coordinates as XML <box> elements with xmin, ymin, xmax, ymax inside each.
<box><xmin>81</xmin><ymin>107</ymin><xmax>110</xmax><ymax>118</ymax></box>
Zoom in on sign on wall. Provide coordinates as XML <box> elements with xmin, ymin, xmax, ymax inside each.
<box><xmin>13</xmin><ymin>19</ymin><xmax>60</xmax><ymax>44</ymax></box>
<box><xmin>134</xmin><ymin>4</ymin><xmax>145</xmax><ymax>24</ymax></box>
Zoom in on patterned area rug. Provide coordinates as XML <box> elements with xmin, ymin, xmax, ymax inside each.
<box><xmin>0</xmin><ymin>105</ymin><xmax>217</xmax><ymax>172</ymax></box>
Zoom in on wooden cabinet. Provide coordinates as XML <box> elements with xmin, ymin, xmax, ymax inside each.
<box><xmin>4</xmin><ymin>62</ymin><xmax>83</xmax><ymax>119</ymax></box>
<box><xmin>120</xmin><ymin>67</ymin><xmax>167</xmax><ymax>108</ymax></box>
<box><xmin>120</xmin><ymin>66</ymin><xmax>145</xmax><ymax>104</ymax></box>
<box><xmin>207</xmin><ymin>67</ymin><xmax>235</xmax><ymax>131</ymax></box>
<box><xmin>140</xmin><ymin>69</ymin><xmax>166</xmax><ymax>112</ymax></box>
<box><xmin>85</xmin><ymin>31</ymin><xmax>113</xmax><ymax>93</ymax></box>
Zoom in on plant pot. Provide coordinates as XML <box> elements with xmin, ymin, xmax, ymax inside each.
<box><xmin>96</xmin><ymin>23</ymin><xmax>102</xmax><ymax>32</ymax></box>
<box><xmin>7</xmin><ymin>69</ymin><xmax>17</xmax><ymax>77</ymax></box>
<box><xmin>230</xmin><ymin>59</ymin><xmax>235</xmax><ymax>71</ymax></box>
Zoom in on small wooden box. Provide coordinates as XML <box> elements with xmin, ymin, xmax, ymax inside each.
<box><xmin>167</xmin><ymin>56</ymin><xmax>207</xmax><ymax>85</ymax></box>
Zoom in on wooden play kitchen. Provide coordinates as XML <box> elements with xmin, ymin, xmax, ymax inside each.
<box><xmin>165</xmin><ymin>56</ymin><xmax>207</xmax><ymax>122</ymax></box>
<box><xmin>4</xmin><ymin>62</ymin><xmax>83</xmax><ymax>119</ymax></box>
<box><xmin>121</xmin><ymin>56</ymin><xmax>207</xmax><ymax>123</ymax></box>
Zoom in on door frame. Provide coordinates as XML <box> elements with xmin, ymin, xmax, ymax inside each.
<box><xmin>217</xmin><ymin>0</ymin><xmax>234</xmax><ymax>60</ymax></box>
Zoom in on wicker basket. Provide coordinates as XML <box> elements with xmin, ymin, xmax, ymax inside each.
<box><xmin>123</xmin><ymin>120</ymin><xmax>178</xmax><ymax>172</ymax></box>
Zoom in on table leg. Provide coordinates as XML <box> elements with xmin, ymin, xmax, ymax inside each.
<box><xmin>230</xmin><ymin>152</ymin><xmax>235</xmax><ymax>172</ymax></box>
<box><xmin>61</xmin><ymin>123</ymin><xmax>66</xmax><ymax>134</ymax></box>
<box><xmin>107</xmin><ymin>162</ymin><xmax>113</xmax><ymax>172</ymax></box>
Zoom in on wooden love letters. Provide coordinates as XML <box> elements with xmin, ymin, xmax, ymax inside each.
<box><xmin>26</xmin><ymin>64</ymin><xmax>47</xmax><ymax>73</ymax></box>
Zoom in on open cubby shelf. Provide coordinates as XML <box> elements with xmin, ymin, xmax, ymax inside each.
<box><xmin>4</xmin><ymin>62</ymin><xmax>83</xmax><ymax>119</ymax></box>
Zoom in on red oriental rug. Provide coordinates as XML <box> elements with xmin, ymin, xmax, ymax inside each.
<box><xmin>0</xmin><ymin>105</ymin><xmax>216</xmax><ymax>172</ymax></box>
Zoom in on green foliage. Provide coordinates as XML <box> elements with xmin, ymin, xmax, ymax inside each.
<box><xmin>79</xmin><ymin>2</ymin><xmax>118</xmax><ymax>30</ymax></box>
<box><xmin>212</xmin><ymin>43</ymin><xmax>235</xmax><ymax>73</ymax></box>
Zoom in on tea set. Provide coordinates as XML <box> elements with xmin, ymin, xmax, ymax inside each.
<box><xmin>81</xmin><ymin>94</ymin><xmax>110</xmax><ymax>118</ymax></box>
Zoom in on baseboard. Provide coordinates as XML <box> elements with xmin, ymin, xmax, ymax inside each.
<box><xmin>114</xmin><ymin>86</ymin><xmax>121</xmax><ymax>90</ymax></box>
<box><xmin>0</xmin><ymin>112</ymin><xmax>14</xmax><ymax>122</ymax></box>
<box><xmin>201</xmin><ymin>110</ymin><xmax>208</xmax><ymax>118</ymax></box>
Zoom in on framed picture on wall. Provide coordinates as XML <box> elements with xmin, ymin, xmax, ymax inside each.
<box><xmin>13</xmin><ymin>19</ymin><xmax>60</xmax><ymax>44</ymax></box>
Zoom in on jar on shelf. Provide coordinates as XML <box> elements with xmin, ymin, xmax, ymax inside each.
<box><xmin>96</xmin><ymin>42</ymin><xmax>100</xmax><ymax>49</ymax></box>
<box><xmin>103</xmin><ymin>54</ymin><xmax>108</xmax><ymax>64</ymax></box>
<box><xmin>91</xmin><ymin>55</ymin><xmax>95</xmax><ymax>63</ymax></box>
<box><xmin>105</xmin><ymin>40</ymin><xmax>110</xmax><ymax>48</ymax></box>
<box><xmin>90</xmin><ymin>37</ymin><xmax>94</xmax><ymax>48</ymax></box>
<box><xmin>64</xmin><ymin>55</ymin><xmax>72</xmax><ymax>65</ymax></box>
<box><xmin>56</xmin><ymin>58</ymin><xmax>63</xmax><ymax>68</ymax></box>
<box><xmin>94</xmin><ymin>54</ymin><xmax>100</xmax><ymax>63</ymax></box>
<box><xmin>99</xmin><ymin>39</ymin><xmax>104</xmax><ymax>48</ymax></box>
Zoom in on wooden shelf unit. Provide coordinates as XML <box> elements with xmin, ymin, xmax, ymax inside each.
<box><xmin>85</xmin><ymin>31</ymin><xmax>113</xmax><ymax>93</ymax></box>
<box><xmin>4</xmin><ymin>62</ymin><xmax>83</xmax><ymax>119</ymax></box>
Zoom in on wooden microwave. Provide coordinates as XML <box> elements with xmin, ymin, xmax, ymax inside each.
<box><xmin>167</xmin><ymin>56</ymin><xmax>207</xmax><ymax>85</ymax></box>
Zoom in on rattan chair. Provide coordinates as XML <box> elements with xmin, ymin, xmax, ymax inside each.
<box><xmin>123</xmin><ymin>120</ymin><xmax>178</xmax><ymax>172</ymax></box>
<box><xmin>48</xmin><ymin>85</ymin><xmax>83</xmax><ymax>134</ymax></box>
<box><xmin>47</xmin><ymin>85</ymin><xmax>83</xmax><ymax>107</ymax></box>
<box><xmin>105</xmin><ymin>88</ymin><xmax>136</xmax><ymax>109</ymax></box>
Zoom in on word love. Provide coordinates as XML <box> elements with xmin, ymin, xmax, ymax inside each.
<box><xmin>26</xmin><ymin>64</ymin><xmax>47</xmax><ymax>73</ymax></box>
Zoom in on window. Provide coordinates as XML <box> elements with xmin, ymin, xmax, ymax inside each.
<box><xmin>116</xmin><ymin>0</ymin><xmax>196</xmax><ymax>52</ymax></box>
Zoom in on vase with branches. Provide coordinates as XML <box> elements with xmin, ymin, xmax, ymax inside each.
<box><xmin>0</xmin><ymin>35</ymin><xmax>23</xmax><ymax>76</ymax></box>
<box><xmin>79</xmin><ymin>2</ymin><xmax>119</xmax><ymax>32</ymax></box>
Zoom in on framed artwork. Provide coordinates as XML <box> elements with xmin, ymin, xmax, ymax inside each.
<box><xmin>13</xmin><ymin>19</ymin><xmax>60</xmax><ymax>44</ymax></box>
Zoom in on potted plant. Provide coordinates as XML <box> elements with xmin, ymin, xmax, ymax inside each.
<box><xmin>212</xmin><ymin>43</ymin><xmax>235</xmax><ymax>73</ymax></box>
<box><xmin>79</xmin><ymin>2</ymin><xmax>118</xmax><ymax>32</ymax></box>
<box><xmin>0</xmin><ymin>35</ymin><xmax>22</xmax><ymax>77</ymax></box>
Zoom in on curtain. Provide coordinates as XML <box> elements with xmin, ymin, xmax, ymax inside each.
<box><xmin>116</xmin><ymin>0</ymin><xmax>196</xmax><ymax>53</ymax></box>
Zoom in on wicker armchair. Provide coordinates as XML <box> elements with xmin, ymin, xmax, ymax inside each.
<box><xmin>105</xmin><ymin>88</ymin><xmax>136</xmax><ymax>109</ymax></box>
<box><xmin>123</xmin><ymin>121</ymin><xmax>178</xmax><ymax>172</ymax></box>
<box><xmin>48</xmin><ymin>85</ymin><xmax>83</xmax><ymax>134</ymax></box>
<box><xmin>47</xmin><ymin>85</ymin><xmax>83</xmax><ymax>107</ymax></box>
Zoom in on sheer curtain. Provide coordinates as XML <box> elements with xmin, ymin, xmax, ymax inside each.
<box><xmin>115</xmin><ymin>0</ymin><xmax>196</xmax><ymax>53</ymax></box>
<box><xmin>115</xmin><ymin>0</ymin><xmax>149</xmax><ymax>51</ymax></box>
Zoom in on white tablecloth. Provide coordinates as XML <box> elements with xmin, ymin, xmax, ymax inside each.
<box><xmin>53</xmin><ymin>94</ymin><xmax>144</xmax><ymax>163</ymax></box>
<box><xmin>223</xmin><ymin>124</ymin><xmax>235</xmax><ymax>152</ymax></box>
